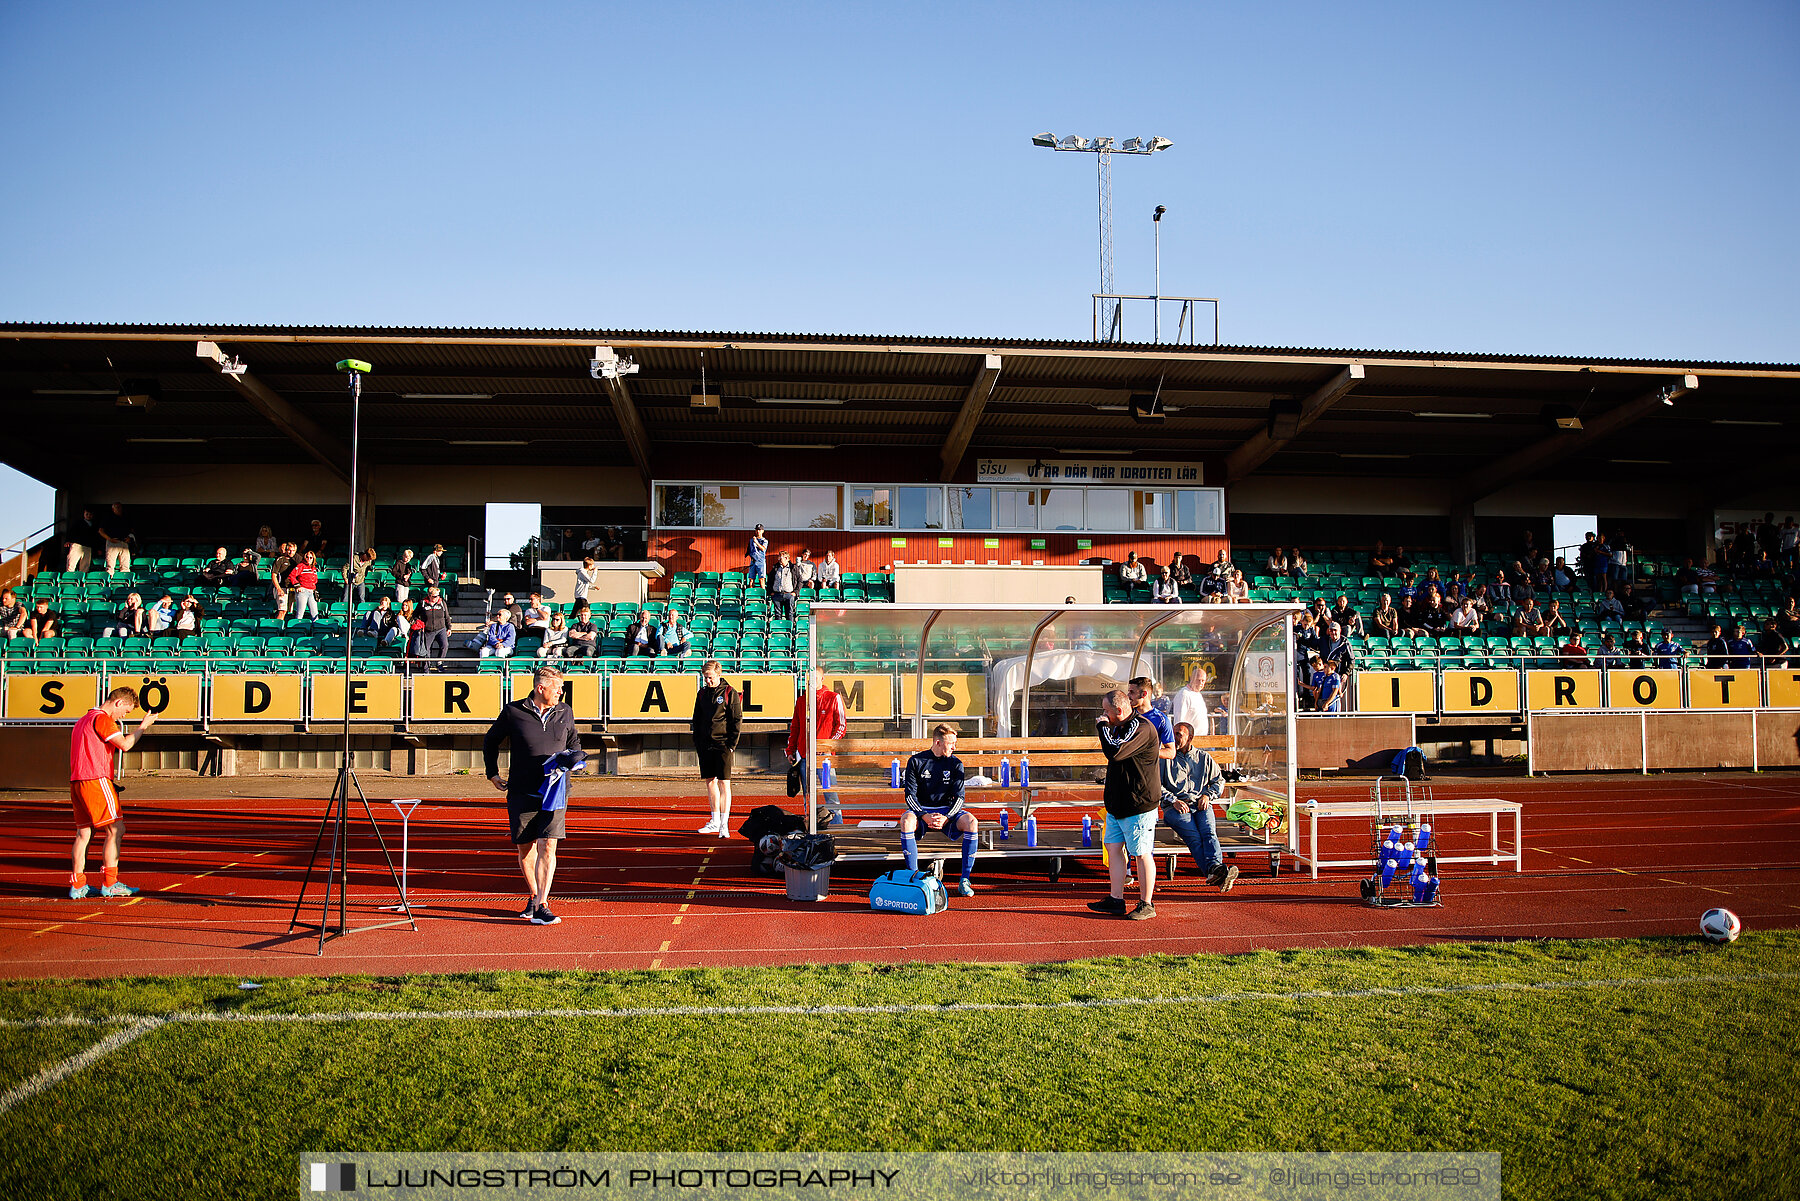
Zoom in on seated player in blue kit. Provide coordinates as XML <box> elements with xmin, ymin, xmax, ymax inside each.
<box><xmin>902</xmin><ymin>723</ymin><xmax>979</xmax><ymax>897</ymax></box>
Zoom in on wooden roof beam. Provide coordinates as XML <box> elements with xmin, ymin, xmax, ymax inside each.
<box><xmin>1224</xmin><ymin>363</ymin><xmax>1364</xmax><ymax>483</ymax></box>
<box><xmin>196</xmin><ymin>341</ymin><xmax>351</xmax><ymax>484</ymax></box>
<box><xmin>1456</xmin><ymin>374</ymin><xmax>1699</xmax><ymax>504</ymax></box>
<box><xmin>938</xmin><ymin>354</ymin><xmax>1003</xmax><ymax>481</ymax></box>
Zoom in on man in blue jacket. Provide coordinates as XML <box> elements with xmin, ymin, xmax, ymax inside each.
<box><xmin>902</xmin><ymin>724</ymin><xmax>978</xmax><ymax>897</ymax></box>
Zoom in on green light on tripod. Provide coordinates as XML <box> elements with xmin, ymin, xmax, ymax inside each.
<box><xmin>336</xmin><ymin>359</ymin><xmax>374</xmax><ymax>374</ymax></box>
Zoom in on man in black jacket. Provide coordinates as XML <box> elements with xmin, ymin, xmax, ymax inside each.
<box><xmin>691</xmin><ymin>659</ymin><xmax>742</xmax><ymax>837</ymax></box>
<box><xmin>1090</xmin><ymin>689</ymin><xmax>1162</xmax><ymax>921</ymax></box>
<box><xmin>485</xmin><ymin>664</ymin><xmax>581</xmax><ymax>925</ymax></box>
<box><xmin>416</xmin><ymin>586</ymin><xmax>451</xmax><ymax>669</ymax></box>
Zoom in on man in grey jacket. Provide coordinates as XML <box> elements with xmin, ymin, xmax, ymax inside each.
<box><xmin>1160</xmin><ymin>721</ymin><xmax>1239</xmax><ymax>892</ymax></box>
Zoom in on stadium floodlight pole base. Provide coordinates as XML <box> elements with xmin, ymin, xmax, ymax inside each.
<box><xmin>287</xmin><ymin>765</ymin><xmax>417</xmax><ymax>952</ymax></box>
<box><xmin>379</xmin><ymin>799</ymin><xmax>427</xmax><ymax>911</ymax></box>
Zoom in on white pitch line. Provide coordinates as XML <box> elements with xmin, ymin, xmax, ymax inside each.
<box><xmin>0</xmin><ymin>1016</ymin><xmax>161</xmax><ymax>1116</ymax></box>
<box><xmin>2</xmin><ymin>972</ymin><xmax>1796</xmax><ymax>1039</ymax></box>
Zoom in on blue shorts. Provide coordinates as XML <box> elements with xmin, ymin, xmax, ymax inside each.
<box><xmin>906</xmin><ymin>810</ymin><xmax>974</xmax><ymax>837</ymax></box>
<box><xmin>1103</xmin><ymin>809</ymin><xmax>1158</xmax><ymax>858</ymax></box>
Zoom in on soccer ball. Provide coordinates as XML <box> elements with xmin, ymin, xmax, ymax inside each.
<box><xmin>1699</xmin><ymin>908</ymin><xmax>1741</xmax><ymax>944</ymax></box>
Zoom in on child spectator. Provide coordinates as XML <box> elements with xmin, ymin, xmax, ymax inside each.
<box><xmin>24</xmin><ymin>597</ymin><xmax>60</xmax><ymax>641</ymax></box>
<box><xmin>147</xmin><ymin>593</ymin><xmax>176</xmax><ymax>636</ymax></box>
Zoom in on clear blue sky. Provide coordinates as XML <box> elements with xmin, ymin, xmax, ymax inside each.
<box><xmin>3</xmin><ymin>0</ymin><xmax>1796</xmax><ymax>545</ymax></box>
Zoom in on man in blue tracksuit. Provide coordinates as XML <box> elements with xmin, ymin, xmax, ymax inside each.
<box><xmin>902</xmin><ymin>723</ymin><xmax>978</xmax><ymax>897</ymax></box>
<box><xmin>1726</xmin><ymin>623</ymin><xmax>1760</xmax><ymax>670</ymax></box>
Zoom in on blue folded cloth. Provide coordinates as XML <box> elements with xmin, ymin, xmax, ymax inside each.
<box><xmin>539</xmin><ymin>749</ymin><xmax>589</xmax><ymax>812</ymax></box>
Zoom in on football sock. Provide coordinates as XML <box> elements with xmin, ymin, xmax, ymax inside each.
<box><xmin>69</xmin><ymin>871</ymin><xmax>86</xmax><ymax>887</ymax></box>
<box><xmin>960</xmin><ymin>831</ymin><xmax>978</xmax><ymax>880</ymax></box>
<box><xmin>901</xmin><ymin>833</ymin><xmax>918</xmax><ymax>872</ymax></box>
<box><xmin>102</xmin><ymin>865</ymin><xmax>119</xmax><ymax>887</ymax></box>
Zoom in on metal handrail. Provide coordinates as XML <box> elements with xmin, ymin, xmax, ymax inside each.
<box><xmin>0</xmin><ymin>521</ymin><xmax>58</xmax><ymax>588</ymax></box>
<box><xmin>1091</xmin><ymin>293</ymin><xmax>1220</xmax><ymax>344</ymax></box>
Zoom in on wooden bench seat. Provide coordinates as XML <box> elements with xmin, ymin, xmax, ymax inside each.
<box><xmin>828</xmin><ymin>821</ymin><xmax>1285</xmax><ymax>881</ymax></box>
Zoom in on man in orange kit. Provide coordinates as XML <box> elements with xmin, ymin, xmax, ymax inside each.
<box><xmin>69</xmin><ymin>685</ymin><xmax>157</xmax><ymax>899</ymax></box>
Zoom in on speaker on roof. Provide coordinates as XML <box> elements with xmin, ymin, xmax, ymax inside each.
<box><xmin>1128</xmin><ymin>393</ymin><xmax>1164</xmax><ymax>423</ymax></box>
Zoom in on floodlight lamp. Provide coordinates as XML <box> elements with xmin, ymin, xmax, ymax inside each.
<box><xmin>1059</xmin><ymin>135</ymin><xmax>1086</xmax><ymax>150</ymax></box>
<box><xmin>336</xmin><ymin>358</ymin><xmax>373</xmax><ymax>374</ymax></box>
<box><xmin>1031</xmin><ymin>131</ymin><xmax>1058</xmax><ymax>147</ymax></box>
<box><xmin>218</xmin><ymin>354</ymin><xmax>248</xmax><ymax>377</ymax></box>
<box><xmin>1090</xmin><ymin>136</ymin><xmax>1115</xmax><ymax>150</ymax></box>
<box><xmin>1121</xmin><ymin>137</ymin><xmax>1144</xmax><ymax>152</ymax></box>
<box><xmin>1147</xmin><ymin>136</ymin><xmax>1173</xmax><ymax>152</ymax></box>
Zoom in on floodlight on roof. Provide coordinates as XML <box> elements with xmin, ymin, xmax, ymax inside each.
<box><xmin>1147</xmin><ymin>136</ymin><xmax>1173</xmax><ymax>151</ymax></box>
<box><xmin>1031</xmin><ymin>131</ymin><xmax>1058</xmax><ymax>147</ymax></box>
<box><xmin>1059</xmin><ymin>135</ymin><xmax>1087</xmax><ymax>150</ymax></box>
<box><xmin>1090</xmin><ymin>136</ymin><xmax>1115</xmax><ymax>150</ymax></box>
<box><xmin>1121</xmin><ymin>137</ymin><xmax>1144</xmax><ymax>152</ymax></box>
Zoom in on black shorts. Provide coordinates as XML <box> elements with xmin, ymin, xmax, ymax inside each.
<box><xmin>696</xmin><ymin>743</ymin><xmax>734</xmax><ymax>780</ymax></box>
<box><xmin>508</xmin><ymin>794</ymin><xmax>566</xmax><ymax>844</ymax></box>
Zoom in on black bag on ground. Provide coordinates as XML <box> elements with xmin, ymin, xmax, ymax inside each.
<box><xmin>1391</xmin><ymin>746</ymin><xmax>1428</xmax><ymax>779</ymax></box>
<box><xmin>776</xmin><ymin>831</ymin><xmax>839</xmax><ymax>871</ymax></box>
<box><xmin>739</xmin><ymin>804</ymin><xmax>807</xmax><ymax>876</ymax></box>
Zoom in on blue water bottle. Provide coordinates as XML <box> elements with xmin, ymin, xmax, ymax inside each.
<box><xmin>1416</xmin><ymin>823</ymin><xmax>1433</xmax><ymax>852</ymax></box>
<box><xmin>818</xmin><ymin>755</ymin><xmax>835</xmax><ymax>788</ymax></box>
<box><xmin>999</xmin><ymin>757</ymin><xmax>1011</xmax><ymax>787</ymax></box>
<box><xmin>1081</xmin><ymin>814</ymin><xmax>1093</xmax><ymax>847</ymax></box>
<box><xmin>1380</xmin><ymin>857</ymin><xmax>1398</xmax><ymax>889</ymax></box>
<box><xmin>1026</xmin><ymin>815</ymin><xmax>1038</xmax><ymax>847</ymax></box>
<box><xmin>1019</xmin><ymin>755</ymin><xmax>1030</xmax><ymax>786</ymax></box>
<box><xmin>998</xmin><ymin>809</ymin><xmax>1010</xmax><ymax>839</ymax></box>
<box><xmin>889</xmin><ymin>757</ymin><xmax>901</xmax><ymax>788</ymax></box>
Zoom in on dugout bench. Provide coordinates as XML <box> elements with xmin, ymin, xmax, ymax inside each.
<box><xmin>814</xmin><ymin>735</ymin><xmax>1288</xmax><ymax>882</ymax></box>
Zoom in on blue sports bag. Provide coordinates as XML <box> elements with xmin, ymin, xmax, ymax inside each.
<box><xmin>869</xmin><ymin>869</ymin><xmax>948</xmax><ymax>915</ymax></box>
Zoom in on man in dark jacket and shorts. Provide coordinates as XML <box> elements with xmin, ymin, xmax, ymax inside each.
<box><xmin>691</xmin><ymin>659</ymin><xmax>741</xmax><ymax>837</ymax></box>
<box><xmin>1090</xmin><ymin>688</ymin><xmax>1161</xmax><ymax>920</ymax></box>
<box><xmin>485</xmin><ymin>665</ymin><xmax>581</xmax><ymax>925</ymax></box>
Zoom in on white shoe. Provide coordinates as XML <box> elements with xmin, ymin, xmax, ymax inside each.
<box><xmin>717</xmin><ymin>824</ymin><xmax>730</xmax><ymax>839</ymax></box>
<box><xmin>698</xmin><ymin>819</ymin><xmax>721</xmax><ymax>835</ymax></box>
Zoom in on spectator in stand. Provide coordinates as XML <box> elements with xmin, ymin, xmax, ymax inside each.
<box><xmin>1467</xmin><ymin>584</ymin><xmax>1494</xmax><ymax>620</ymax></box>
<box><xmin>537</xmin><ymin>613</ymin><xmax>570</xmax><ymax>659</ymax></box>
<box><xmin>817</xmin><ymin>550</ymin><xmax>841</xmax><ymax>593</ymax></box>
<box><xmin>565</xmin><ymin>604</ymin><xmax>598</xmax><ymax>659</ymax></box>
<box><xmin>1</xmin><ymin>590</ymin><xmax>32</xmax><ymax>638</ymax></box>
<box><xmin>572</xmin><ymin>555</ymin><xmax>596</xmax><ymax>607</ymax></box>
<box><xmin>1265</xmin><ymin>547</ymin><xmax>1289</xmax><ymax>579</ymax></box>
<box><xmin>231</xmin><ymin>548</ymin><xmax>262</xmax><ymax>586</ymax></box>
<box><xmin>521</xmin><ymin>592</ymin><xmax>552</xmax><ymax>637</ymax></box>
<box><xmin>1369</xmin><ymin>541</ymin><xmax>1396</xmax><ymax>577</ymax></box>
<box><xmin>346</xmin><ymin>548</ymin><xmax>376</xmax><ymax>609</ymax></box>
<box><xmin>1551</xmin><ymin>556</ymin><xmax>1574</xmax><ymax>592</ymax></box>
<box><xmin>1576</xmin><ymin>533</ymin><xmax>1599</xmax><ymax>586</ymax></box>
<box><xmin>468</xmin><ymin>610</ymin><xmax>517</xmax><ymax>659</ymax></box>
<box><xmin>1702</xmin><ymin>623</ymin><xmax>1731</xmax><ymax>668</ymax></box>
<box><xmin>1674</xmin><ymin>557</ymin><xmax>1705</xmax><ymax>596</ymax></box>
<box><xmin>1559</xmin><ymin>630</ymin><xmax>1589</xmax><ymax>666</ymax></box>
<box><xmin>1196</xmin><ymin>569</ymin><xmax>1227</xmax><ymax>604</ymax></box>
<box><xmin>286</xmin><ymin>552</ymin><xmax>321</xmax><ymax>622</ymax></box>
<box><xmin>1617</xmin><ymin>584</ymin><xmax>1647</xmax><ymax>624</ymax></box>
<box><xmin>1591</xmin><ymin>535</ymin><xmax>1615</xmax><ymax>591</ymax></box>
<box><xmin>1621</xmin><ymin>629</ymin><xmax>1652</xmax><ymax>668</ymax></box>
<box><xmin>420</xmin><ymin>543</ymin><xmax>449</xmax><ymax>602</ymax></box>
<box><xmin>1609</xmin><ymin>538</ymin><xmax>1632</xmax><ymax>588</ymax></box>
<box><xmin>1653</xmin><ymin>628</ymin><xmax>1685</xmax><ymax>670</ymax></box>
<box><xmin>580</xmin><ymin>528</ymin><xmax>604</xmax><ymax>557</ymax></box>
<box><xmin>1210</xmin><ymin>549</ymin><xmax>1231</xmax><ymax>576</ymax></box>
<box><xmin>1168</xmin><ymin>552</ymin><xmax>1193</xmax><ymax>591</ymax></box>
<box><xmin>63</xmin><ymin>508</ymin><xmax>99</xmax><ymax>572</ymax></box>
<box><xmin>1541</xmin><ymin>599</ymin><xmax>1568</xmax><ymax>637</ymax></box>
<box><xmin>795</xmin><ymin>548</ymin><xmax>818</xmax><ymax>593</ymax></box>
<box><xmin>1372</xmin><ymin>593</ymin><xmax>1399</xmax><ymax>637</ymax></box>
<box><xmin>1289</xmin><ymin>548</ymin><xmax>1311</xmax><ymax>581</ymax></box>
<box><xmin>1726</xmin><ymin>623</ymin><xmax>1760</xmax><ymax>670</ymax></box>
<box><xmin>1308</xmin><ymin>596</ymin><xmax>1331</xmax><ymax>627</ymax></box>
<box><xmin>745</xmin><ymin>524</ymin><xmax>769</xmax><ymax>588</ymax></box>
<box><xmin>1226</xmin><ymin>568</ymin><xmax>1251</xmax><ymax>604</ymax></box>
<box><xmin>196</xmin><ymin>547</ymin><xmax>234</xmax><ymax>585</ymax></box>
<box><xmin>416</xmin><ymin>587</ymin><xmax>451</xmax><ymax>669</ymax></box>
<box><xmin>254</xmin><ymin>525</ymin><xmax>279</xmax><ymax>557</ymax></box>
<box><xmin>1450</xmin><ymin>598</ymin><xmax>1481</xmax><ymax>633</ymax></box>
<box><xmin>299</xmin><ymin>519</ymin><xmax>329</xmax><ymax>558</ymax></box>
<box><xmin>1417</xmin><ymin>593</ymin><xmax>1448</xmax><ymax>635</ymax></box>
<box><xmin>769</xmin><ymin>552</ymin><xmax>798</xmax><ymax>620</ymax></box>
<box><xmin>1320</xmin><ymin>622</ymin><xmax>1355</xmax><ymax>676</ymax></box>
<box><xmin>269</xmin><ymin>542</ymin><xmax>296</xmax><ymax>622</ymax></box>
<box><xmin>359</xmin><ymin>596</ymin><xmax>402</xmax><ymax>648</ymax></box>
<box><xmin>1776</xmin><ymin>597</ymin><xmax>1800</xmax><ymax>642</ymax></box>
<box><xmin>103</xmin><ymin>592</ymin><xmax>146</xmax><ymax>638</ymax></box>
<box><xmin>660</xmin><ymin>612</ymin><xmax>693</xmax><ymax>657</ymax></box>
<box><xmin>496</xmin><ymin>592</ymin><xmax>525</xmax><ymax>630</ymax></box>
<box><xmin>392</xmin><ymin>548</ymin><xmax>417</xmax><ymax>604</ymax></box>
<box><xmin>1518</xmin><ymin>529</ymin><xmax>1539</xmax><ymax>564</ymax></box>
<box><xmin>600</xmin><ymin>527</ymin><xmax>625</xmax><ymax>561</ymax></box>
<box><xmin>1297</xmin><ymin>650</ymin><xmax>1324</xmax><ymax>711</ymax></box>
<box><xmin>146</xmin><ymin>593</ymin><xmax>175</xmax><ymax>637</ymax></box>
<box><xmin>1119</xmin><ymin>552</ymin><xmax>1148</xmax><ymax>600</ymax></box>
<box><xmin>1418</xmin><ymin>566</ymin><xmax>1445</xmax><ymax>602</ymax></box>
<box><xmin>625</xmin><ymin>610</ymin><xmax>657</xmax><ymax>657</ymax></box>
<box><xmin>1781</xmin><ymin>516</ymin><xmax>1800</xmax><ymax>569</ymax></box>
<box><xmin>1758</xmin><ymin>512</ymin><xmax>1781</xmax><ymax>561</ymax></box>
<box><xmin>1755</xmin><ymin>619</ymin><xmax>1790</xmax><ymax>669</ymax></box>
<box><xmin>1592</xmin><ymin>632</ymin><xmax>1621</xmax><ymax>669</ymax></box>
<box><xmin>1314</xmin><ymin>660</ymin><xmax>1344</xmax><ymax>712</ymax></box>
<box><xmin>1392</xmin><ymin>546</ymin><xmax>1414</xmax><ymax>573</ymax></box>
<box><xmin>1396</xmin><ymin>594</ymin><xmax>1423</xmax><ymax>634</ymax></box>
<box><xmin>1151</xmin><ymin>566</ymin><xmax>1179</xmax><ymax>604</ymax></box>
<box><xmin>24</xmin><ymin>596</ymin><xmax>60</xmax><ymax>641</ymax></box>
<box><xmin>1595</xmin><ymin>590</ymin><xmax>1624</xmax><ymax>623</ymax></box>
<box><xmin>166</xmin><ymin>596</ymin><xmax>203</xmax><ymax>643</ymax></box>
<box><xmin>97</xmin><ymin>503</ymin><xmax>134</xmax><ymax>576</ymax></box>
<box><xmin>1490</xmin><ymin>570</ymin><xmax>1513</xmax><ymax>606</ymax></box>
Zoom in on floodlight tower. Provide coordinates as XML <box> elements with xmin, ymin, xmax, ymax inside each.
<box><xmin>1032</xmin><ymin>132</ymin><xmax>1173</xmax><ymax>341</ymax></box>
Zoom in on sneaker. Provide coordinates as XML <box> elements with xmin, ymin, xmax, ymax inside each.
<box><xmin>519</xmin><ymin>898</ymin><xmax>539</xmax><ymax>919</ymax></box>
<box><xmin>698</xmin><ymin>819</ymin><xmax>721</xmax><ymax>835</ymax></box>
<box><xmin>1087</xmin><ymin>896</ymin><xmax>1127</xmax><ymax>915</ymax></box>
<box><xmin>1213</xmin><ymin>864</ymin><xmax>1240</xmax><ymax>893</ymax></box>
<box><xmin>1128</xmin><ymin>901</ymin><xmax>1157</xmax><ymax>921</ymax></box>
<box><xmin>99</xmin><ymin>881</ymin><xmax>139</xmax><ymax>898</ymax></box>
<box><xmin>957</xmin><ymin>878</ymin><xmax>975</xmax><ymax>898</ymax></box>
<box><xmin>530</xmin><ymin>904</ymin><xmax>561</xmax><ymax>925</ymax></box>
<box><xmin>69</xmin><ymin>885</ymin><xmax>92</xmax><ymax>900</ymax></box>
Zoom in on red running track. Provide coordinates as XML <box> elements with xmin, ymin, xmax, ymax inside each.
<box><xmin>1</xmin><ymin>775</ymin><xmax>1796</xmax><ymax>979</ymax></box>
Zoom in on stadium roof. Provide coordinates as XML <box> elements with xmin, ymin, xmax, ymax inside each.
<box><xmin>3</xmin><ymin>323</ymin><xmax>1796</xmax><ymax>500</ymax></box>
